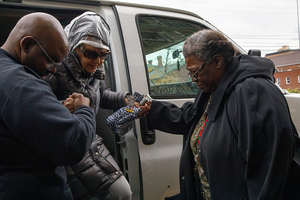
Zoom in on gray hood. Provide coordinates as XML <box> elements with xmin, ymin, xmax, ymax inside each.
<box><xmin>64</xmin><ymin>11</ymin><xmax>110</xmax><ymax>51</ymax></box>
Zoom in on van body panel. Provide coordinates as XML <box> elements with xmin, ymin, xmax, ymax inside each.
<box><xmin>285</xmin><ymin>94</ymin><xmax>300</xmax><ymax>133</ymax></box>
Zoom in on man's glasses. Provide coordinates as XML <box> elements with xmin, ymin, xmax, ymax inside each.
<box><xmin>79</xmin><ymin>45</ymin><xmax>110</xmax><ymax>60</ymax></box>
<box><xmin>34</xmin><ymin>39</ymin><xmax>59</xmax><ymax>71</ymax></box>
<box><xmin>187</xmin><ymin>61</ymin><xmax>206</xmax><ymax>81</ymax></box>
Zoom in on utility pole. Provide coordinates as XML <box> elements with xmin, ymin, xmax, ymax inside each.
<box><xmin>297</xmin><ymin>0</ymin><xmax>300</xmax><ymax>48</ymax></box>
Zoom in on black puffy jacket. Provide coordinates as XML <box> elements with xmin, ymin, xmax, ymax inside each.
<box><xmin>47</xmin><ymin>52</ymin><xmax>127</xmax><ymax>113</ymax></box>
<box><xmin>45</xmin><ymin>51</ymin><xmax>128</xmax><ymax>200</ymax></box>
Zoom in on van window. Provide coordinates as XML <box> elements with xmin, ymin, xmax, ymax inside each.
<box><xmin>0</xmin><ymin>5</ymin><xmax>84</xmax><ymax>46</ymax></box>
<box><xmin>137</xmin><ymin>15</ymin><xmax>207</xmax><ymax>98</ymax></box>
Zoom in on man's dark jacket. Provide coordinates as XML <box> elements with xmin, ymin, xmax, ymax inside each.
<box><xmin>0</xmin><ymin>49</ymin><xmax>96</xmax><ymax>200</ymax></box>
<box><xmin>147</xmin><ymin>55</ymin><xmax>300</xmax><ymax>200</ymax></box>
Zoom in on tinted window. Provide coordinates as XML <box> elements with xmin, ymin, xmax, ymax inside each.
<box><xmin>137</xmin><ymin>15</ymin><xmax>208</xmax><ymax>98</ymax></box>
<box><xmin>0</xmin><ymin>5</ymin><xmax>86</xmax><ymax>46</ymax></box>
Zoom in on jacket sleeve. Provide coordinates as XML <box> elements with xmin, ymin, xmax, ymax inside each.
<box><xmin>227</xmin><ymin>78</ymin><xmax>294</xmax><ymax>199</ymax></box>
<box><xmin>3</xmin><ymin>78</ymin><xmax>96</xmax><ymax>166</ymax></box>
<box><xmin>99</xmin><ymin>80</ymin><xmax>128</xmax><ymax>109</ymax></box>
<box><xmin>146</xmin><ymin>100</ymin><xmax>195</xmax><ymax>134</ymax></box>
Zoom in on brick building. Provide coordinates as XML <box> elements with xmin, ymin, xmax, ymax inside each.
<box><xmin>266</xmin><ymin>46</ymin><xmax>300</xmax><ymax>91</ymax></box>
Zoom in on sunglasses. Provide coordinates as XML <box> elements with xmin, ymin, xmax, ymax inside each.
<box><xmin>187</xmin><ymin>61</ymin><xmax>206</xmax><ymax>81</ymax></box>
<box><xmin>79</xmin><ymin>45</ymin><xmax>110</xmax><ymax>60</ymax></box>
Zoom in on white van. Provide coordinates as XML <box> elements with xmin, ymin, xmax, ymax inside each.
<box><xmin>1</xmin><ymin>1</ymin><xmax>299</xmax><ymax>199</ymax></box>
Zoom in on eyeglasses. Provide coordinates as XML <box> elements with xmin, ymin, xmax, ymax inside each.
<box><xmin>79</xmin><ymin>45</ymin><xmax>110</xmax><ymax>60</ymax></box>
<box><xmin>34</xmin><ymin>39</ymin><xmax>59</xmax><ymax>71</ymax></box>
<box><xmin>187</xmin><ymin>61</ymin><xmax>206</xmax><ymax>81</ymax></box>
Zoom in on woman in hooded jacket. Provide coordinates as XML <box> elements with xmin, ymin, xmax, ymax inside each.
<box><xmin>45</xmin><ymin>11</ymin><xmax>133</xmax><ymax>200</ymax></box>
<box><xmin>145</xmin><ymin>29</ymin><xmax>300</xmax><ymax>200</ymax></box>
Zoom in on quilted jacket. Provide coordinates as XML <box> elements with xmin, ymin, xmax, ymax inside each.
<box><xmin>45</xmin><ymin>51</ymin><xmax>127</xmax><ymax>200</ymax></box>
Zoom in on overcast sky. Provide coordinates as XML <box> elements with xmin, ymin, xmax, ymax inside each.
<box><xmin>115</xmin><ymin>0</ymin><xmax>299</xmax><ymax>57</ymax></box>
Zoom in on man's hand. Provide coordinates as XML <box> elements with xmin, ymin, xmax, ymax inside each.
<box><xmin>70</xmin><ymin>92</ymin><xmax>90</xmax><ymax>110</ymax></box>
<box><xmin>63</xmin><ymin>97</ymin><xmax>75</xmax><ymax>114</ymax></box>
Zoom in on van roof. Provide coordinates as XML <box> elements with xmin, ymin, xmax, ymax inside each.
<box><xmin>74</xmin><ymin>0</ymin><xmax>203</xmax><ymax>19</ymax></box>
<box><xmin>1</xmin><ymin>0</ymin><xmax>203</xmax><ymax>20</ymax></box>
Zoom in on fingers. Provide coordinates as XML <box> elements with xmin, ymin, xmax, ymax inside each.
<box><xmin>137</xmin><ymin>100</ymin><xmax>152</xmax><ymax>117</ymax></box>
<box><xmin>70</xmin><ymin>92</ymin><xmax>83</xmax><ymax>99</ymax></box>
<box><xmin>63</xmin><ymin>97</ymin><xmax>75</xmax><ymax>114</ymax></box>
<box><xmin>73</xmin><ymin>93</ymin><xmax>90</xmax><ymax>109</ymax></box>
<box><xmin>134</xmin><ymin>102</ymin><xmax>140</xmax><ymax>108</ymax></box>
<box><xmin>67</xmin><ymin>93</ymin><xmax>90</xmax><ymax>111</ymax></box>
<box><xmin>67</xmin><ymin>106</ymin><xmax>75</xmax><ymax>114</ymax></box>
<box><xmin>64</xmin><ymin>97</ymin><xmax>74</xmax><ymax>105</ymax></box>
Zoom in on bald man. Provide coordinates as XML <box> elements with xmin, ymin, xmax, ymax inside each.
<box><xmin>0</xmin><ymin>12</ymin><xmax>96</xmax><ymax>199</ymax></box>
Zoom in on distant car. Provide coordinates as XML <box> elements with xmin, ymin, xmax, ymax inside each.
<box><xmin>272</xmin><ymin>82</ymin><xmax>300</xmax><ymax>134</ymax></box>
<box><xmin>283</xmin><ymin>92</ymin><xmax>300</xmax><ymax>134</ymax></box>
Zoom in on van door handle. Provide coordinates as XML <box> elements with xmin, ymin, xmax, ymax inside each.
<box><xmin>139</xmin><ymin>116</ymin><xmax>155</xmax><ymax>145</ymax></box>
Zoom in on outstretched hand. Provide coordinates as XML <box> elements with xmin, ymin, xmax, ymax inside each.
<box><xmin>135</xmin><ymin>101</ymin><xmax>152</xmax><ymax>118</ymax></box>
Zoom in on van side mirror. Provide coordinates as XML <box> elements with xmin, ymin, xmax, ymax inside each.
<box><xmin>248</xmin><ymin>49</ymin><xmax>261</xmax><ymax>57</ymax></box>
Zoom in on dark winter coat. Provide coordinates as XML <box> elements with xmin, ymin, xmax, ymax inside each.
<box><xmin>0</xmin><ymin>48</ymin><xmax>96</xmax><ymax>200</ymax></box>
<box><xmin>147</xmin><ymin>55</ymin><xmax>300</xmax><ymax>200</ymax></box>
<box><xmin>45</xmin><ymin>51</ymin><xmax>127</xmax><ymax>200</ymax></box>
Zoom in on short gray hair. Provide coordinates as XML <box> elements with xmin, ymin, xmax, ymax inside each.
<box><xmin>183</xmin><ymin>29</ymin><xmax>235</xmax><ymax>65</ymax></box>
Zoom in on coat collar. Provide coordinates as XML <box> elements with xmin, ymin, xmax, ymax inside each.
<box><xmin>63</xmin><ymin>51</ymin><xmax>105</xmax><ymax>81</ymax></box>
<box><xmin>0</xmin><ymin>48</ymin><xmax>42</xmax><ymax>79</ymax></box>
<box><xmin>206</xmin><ymin>57</ymin><xmax>239</xmax><ymax>122</ymax></box>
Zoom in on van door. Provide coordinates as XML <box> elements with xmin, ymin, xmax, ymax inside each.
<box><xmin>112</xmin><ymin>5</ymin><xmax>245</xmax><ymax>200</ymax></box>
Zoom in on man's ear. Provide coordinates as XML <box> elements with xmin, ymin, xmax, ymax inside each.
<box><xmin>20</xmin><ymin>36</ymin><xmax>35</xmax><ymax>52</ymax></box>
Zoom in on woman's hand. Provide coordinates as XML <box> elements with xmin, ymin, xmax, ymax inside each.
<box><xmin>135</xmin><ymin>101</ymin><xmax>152</xmax><ymax>118</ymax></box>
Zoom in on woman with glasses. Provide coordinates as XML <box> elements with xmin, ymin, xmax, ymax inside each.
<box><xmin>145</xmin><ymin>29</ymin><xmax>300</xmax><ymax>200</ymax></box>
<box><xmin>45</xmin><ymin>11</ymin><xmax>133</xmax><ymax>200</ymax></box>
